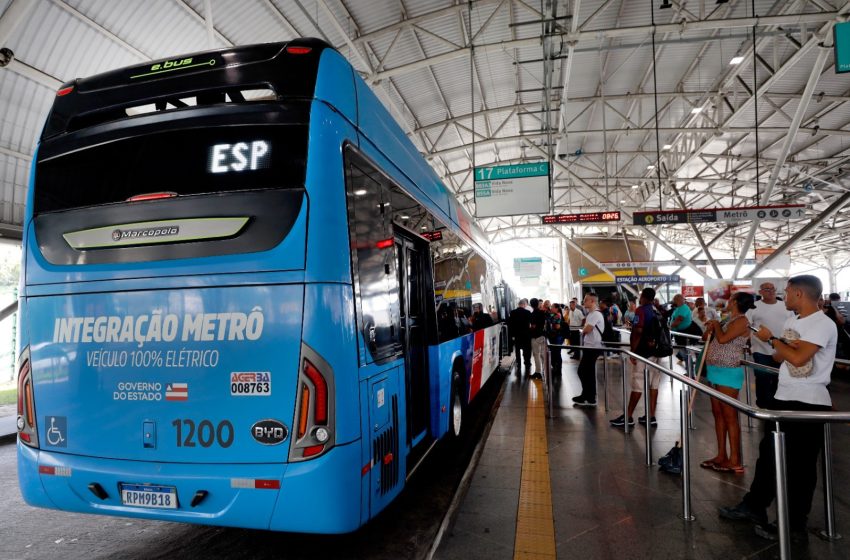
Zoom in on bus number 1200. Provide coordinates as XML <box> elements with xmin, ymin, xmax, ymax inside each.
<box><xmin>172</xmin><ymin>419</ymin><xmax>234</xmax><ymax>448</ymax></box>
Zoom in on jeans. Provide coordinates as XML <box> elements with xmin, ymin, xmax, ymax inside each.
<box><xmin>549</xmin><ymin>336</ymin><xmax>564</xmax><ymax>375</ymax></box>
<box><xmin>531</xmin><ymin>336</ymin><xmax>546</xmax><ymax>374</ymax></box>
<box><xmin>742</xmin><ymin>400</ymin><xmax>830</xmax><ymax>530</ymax></box>
<box><xmin>513</xmin><ymin>337</ymin><xmax>531</xmax><ymax>370</ymax></box>
<box><xmin>577</xmin><ymin>349</ymin><xmax>602</xmax><ymax>401</ymax></box>
<box><xmin>751</xmin><ymin>352</ymin><xmax>780</xmax><ymax>409</ymax></box>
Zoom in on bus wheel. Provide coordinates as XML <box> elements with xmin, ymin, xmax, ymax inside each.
<box><xmin>450</xmin><ymin>377</ymin><xmax>463</xmax><ymax>438</ymax></box>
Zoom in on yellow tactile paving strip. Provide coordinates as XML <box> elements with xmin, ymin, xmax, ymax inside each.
<box><xmin>514</xmin><ymin>379</ymin><xmax>556</xmax><ymax>560</ymax></box>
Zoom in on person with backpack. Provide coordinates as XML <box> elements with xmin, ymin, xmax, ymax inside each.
<box><xmin>529</xmin><ymin>298</ymin><xmax>547</xmax><ymax>378</ymax></box>
<box><xmin>573</xmin><ymin>293</ymin><xmax>604</xmax><ymax>406</ymax></box>
<box><xmin>547</xmin><ymin>303</ymin><xmax>565</xmax><ymax>376</ymax></box>
<box><xmin>610</xmin><ymin>287</ymin><xmax>665</xmax><ymax>427</ymax></box>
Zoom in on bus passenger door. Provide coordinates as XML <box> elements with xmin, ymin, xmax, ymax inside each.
<box><xmin>395</xmin><ymin>234</ymin><xmax>431</xmax><ymax>455</ymax></box>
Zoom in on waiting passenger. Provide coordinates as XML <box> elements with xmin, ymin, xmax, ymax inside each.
<box><xmin>746</xmin><ymin>282</ymin><xmax>793</xmax><ymax>408</ymax></box>
<box><xmin>669</xmin><ymin>294</ymin><xmax>695</xmax><ymax>364</ymax></box>
<box><xmin>547</xmin><ymin>303</ymin><xmax>565</xmax><ymax>376</ymax></box>
<box><xmin>508</xmin><ymin>299</ymin><xmax>532</xmax><ymax>375</ymax></box>
<box><xmin>720</xmin><ymin>275</ymin><xmax>837</xmax><ymax>543</ymax></box>
<box><xmin>529</xmin><ymin>298</ymin><xmax>547</xmax><ymax>378</ymax></box>
<box><xmin>610</xmin><ymin>288</ymin><xmax>661</xmax><ymax>427</ymax></box>
<box><xmin>700</xmin><ymin>292</ymin><xmax>756</xmax><ymax>474</ymax></box>
<box><xmin>623</xmin><ymin>299</ymin><xmax>637</xmax><ymax>327</ymax></box>
<box><xmin>573</xmin><ymin>293</ymin><xmax>603</xmax><ymax>406</ymax></box>
<box><xmin>567</xmin><ymin>300</ymin><xmax>585</xmax><ymax>359</ymax></box>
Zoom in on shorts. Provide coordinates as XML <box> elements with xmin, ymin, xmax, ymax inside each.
<box><xmin>631</xmin><ymin>356</ymin><xmax>661</xmax><ymax>392</ymax></box>
<box><xmin>706</xmin><ymin>364</ymin><xmax>744</xmax><ymax>389</ymax></box>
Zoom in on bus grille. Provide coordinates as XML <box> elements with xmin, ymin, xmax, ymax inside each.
<box><xmin>373</xmin><ymin>396</ymin><xmax>399</xmax><ymax>495</ymax></box>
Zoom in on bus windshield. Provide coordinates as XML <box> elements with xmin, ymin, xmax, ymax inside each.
<box><xmin>35</xmin><ymin>121</ymin><xmax>308</xmax><ymax>215</ymax></box>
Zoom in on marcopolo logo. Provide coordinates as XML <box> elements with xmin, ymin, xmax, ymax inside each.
<box><xmin>250</xmin><ymin>419</ymin><xmax>288</xmax><ymax>445</ymax></box>
<box><xmin>112</xmin><ymin>226</ymin><xmax>179</xmax><ymax>243</ymax></box>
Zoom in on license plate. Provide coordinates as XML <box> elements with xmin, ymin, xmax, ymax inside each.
<box><xmin>120</xmin><ymin>483</ymin><xmax>178</xmax><ymax>509</ymax></box>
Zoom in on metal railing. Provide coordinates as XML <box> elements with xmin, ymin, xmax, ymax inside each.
<box><xmin>544</xmin><ymin>339</ymin><xmax>849</xmax><ymax>559</ymax></box>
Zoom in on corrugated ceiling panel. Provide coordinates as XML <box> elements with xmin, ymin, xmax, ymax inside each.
<box><xmin>189</xmin><ymin>0</ymin><xmax>296</xmax><ymax>46</ymax></box>
<box><xmin>0</xmin><ymin>153</ymin><xmax>28</xmax><ymax>225</ymax></box>
<box><xmin>10</xmin><ymin>1</ymin><xmax>140</xmax><ymax>80</ymax></box>
<box><xmin>344</xmin><ymin>0</ymin><xmax>405</xmax><ymax>35</ymax></box>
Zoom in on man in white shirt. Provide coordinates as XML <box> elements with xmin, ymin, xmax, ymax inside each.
<box><xmin>567</xmin><ymin>300</ymin><xmax>585</xmax><ymax>359</ymax></box>
<box><xmin>746</xmin><ymin>281</ymin><xmax>794</xmax><ymax>408</ymax></box>
<box><xmin>720</xmin><ymin>275</ymin><xmax>837</xmax><ymax>542</ymax></box>
<box><xmin>572</xmin><ymin>293</ymin><xmax>604</xmax><ymax>406</ymax></box>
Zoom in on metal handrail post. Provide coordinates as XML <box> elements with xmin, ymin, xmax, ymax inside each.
<box><xmin>644</xmin><ymin>366</ymin><xmax>652</xmax><ymax>466</ymax></box>
<box><xmin>687</xmin><ymin>348</ymin><xmax>696</xmax><ymax>430</ymax></box>
<box><xmin>545</xmin><ymin>343</ymin><xmax>552</xmax><ymax>418</ymax></box>
<box><xmin>821</xmin><ymin>423</ymin><xmax>841</xmax><ymax>540</ymax></box>
<box><xmin>680</xmin><ymin>384</ymin><xmax>694</xmax><ymax>521</ymax></box>
<box><xmin>603</xmin><ymin>351</ymin><xmax>609</xmax><ymax>412</ymax></box>
<box><xmin>623</xmin><ymin>354</ymin><xmax>630</xmax><ymax>434</ymax></box>
<box><xmin>743</xmin><ymin>362</ymin><xmax>753</xmax><ymax>431</ymax></box>
<box><xmin>774</xmin><ymin>423</ymin><xmax>791</xmax><ymax>560</ymax></box>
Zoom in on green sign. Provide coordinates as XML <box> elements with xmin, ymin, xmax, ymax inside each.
<box><xmin>474</xmin><ymin>162</ymin><xmax>549</xmax><ymax>181</ymax></box>
<box><xmin>578</xmin><ymin>267</ymin><xmax>588</xmax><ymax>277</ymax></box>
<box><xmin>834</xmin><ymin>21</ymin><xmax>850</xmax><ymax>73</ymax></box>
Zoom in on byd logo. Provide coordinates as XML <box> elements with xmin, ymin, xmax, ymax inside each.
<box><xmin>251</xmin><ymin>419</ymin><xmax>288</xmax><ymax>445</ymax></box>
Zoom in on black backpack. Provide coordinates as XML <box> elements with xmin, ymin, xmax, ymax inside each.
<box><xmin>595</xmin><ymin>314</ymin><xmax>620</xmax><ymax>346</ymax></box>
<box><xmin>637</xmin><ymin>310</ymin><xmax>673</xmax><ymax>358</ymax></box>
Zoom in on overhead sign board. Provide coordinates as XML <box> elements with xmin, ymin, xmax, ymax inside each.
<box><xmin>615</xmin><ymin>275</ymin><xmax>680</xmax><ymax>285</ymax></box>
<box><xmin>474</xmin><ymin>162</ymin><xmax>549</xmax><ymax>218</ymax></box>
<box><xmin>835</xmin><ymin>21</ymin><xmax>850</xmax><ymax>73</ymax></box>
<box><xmin>421</xmin><ymin>230</ymin><xmax>443</xmax><ymax>241</ymax></box>
<box><xmin>542</xmin><ymin>211</ymin><xmax>621</xmax><ymax>224</ymax></box>
<box><xmin>602</xmin><ymin>259</ymin><xmax>756</xmax><ymax>269</ymax></box>
<box><xmin>633</xmin><ymin>204</ymin><xmax>805</xmax><ymax>226</ymax></box>
<box><xmin>513</xmin><ymin>257</ymin><xmax>543</xmax><ymax>278</ymax></box>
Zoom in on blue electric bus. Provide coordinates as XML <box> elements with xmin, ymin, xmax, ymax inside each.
<box><xmin>17</xmin><ymin>38</ymin><xmax>514</xmax><ymax>533</ymax></box>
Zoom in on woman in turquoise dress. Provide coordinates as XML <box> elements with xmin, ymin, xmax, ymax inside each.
<box><xmin>699</xmin><ymin>292</ymin><xmax>756</xmax><ymax>474</ymax></box>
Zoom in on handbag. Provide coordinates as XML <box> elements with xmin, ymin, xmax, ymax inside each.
<box><xmin>658</xmin><ymin>441</ymin><xmax>682</xmax><ymax>475</ymax></box>
<box><xmin>782</xmin><ymin>328</ymin><xmax>813</xmax><ymax>378</ymax></box>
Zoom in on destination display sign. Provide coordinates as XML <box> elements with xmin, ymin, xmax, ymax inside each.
<box><xmin>421</xmin><ymin>230</ymin><xmax>443</xmax><ymax>241</ymax></box>
<box><xmin>542</xmin><ymin>211</ymin><xmax>621</xmax><ymax>224</ymax></box>
<box><xmin>602</xmin><ymin>259</ymin><xmax>756</xmax><ymax>269</ymax></box>
<box><xmin>615</xmin><ymin>275</ymin><xmax>680</xmax><ymax>285</ymax></box>
<box><xmin>633</xmin><ymin>204</ymin><xmax>805</xmax><ymax>226</ymax></box>
<box><xmin>474</xmin><ymin>162</ymin><xmax>549</xmax><ymax>218</ymax></box>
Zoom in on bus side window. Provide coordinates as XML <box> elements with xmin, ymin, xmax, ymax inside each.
<box><xmin>345</xmin><ymin>158</ymin><xmax>401</xmax><ymax>364</ymax></box>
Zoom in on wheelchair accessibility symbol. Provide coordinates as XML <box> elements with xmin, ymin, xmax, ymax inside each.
<box><xmin>45</xmin><ymin>416</ymin><xmax>67</xmax><ymax>447</ymax></box>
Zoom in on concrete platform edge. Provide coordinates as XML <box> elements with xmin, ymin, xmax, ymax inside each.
<box><xmin>426</xmin><ymin>364</ymin><xmax>510</xmax><ymax>560</ymax></box>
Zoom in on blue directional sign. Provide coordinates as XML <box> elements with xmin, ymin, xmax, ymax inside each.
<box><xmin>615</xmin><ymin>275</ymin><xmax>680</xmax><ymax>284</ymax></box>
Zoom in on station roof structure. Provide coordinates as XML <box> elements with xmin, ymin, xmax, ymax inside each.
<box><xmin>2</xmin><ymin>0</ymin><xmax>850</xmax><ymax>279</ymax></box>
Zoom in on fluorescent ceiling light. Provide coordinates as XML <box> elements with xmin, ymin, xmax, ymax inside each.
<box><xmin>353</xmin><ymin>189</ymin><xmax>367</xmax><ymax>196</ymax></box>
<box><xmin>631</xmin><ymin>184</ymin><xmax>639</xmax><ymax>189</ymax></box>
<box><xmin>691</xmin><ymin>107</ymin><xmax>703</xmax><ymax>114</ymax></box>
<box><xmin>662</xmin><ymin>144</ymin><xmax>673</xmax><ymax>150</ymax></box>
<box><xmin>729</xmin><ymin>56</ymin><xmax>745</xmax><ymax>65</ymax></box>
<box><xmin>647</xmin><ymin>165</ymin><xmax>656</xmax><ymax>170</ymax></box>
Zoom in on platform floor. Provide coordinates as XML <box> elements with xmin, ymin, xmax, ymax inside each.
<box><xmin>436</xmin><ymin>354</ymin><xmax>850</xmax><ymax>560</ymax></box>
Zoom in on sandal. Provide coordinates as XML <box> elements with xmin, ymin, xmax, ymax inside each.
<box><xmin>699</xmin><ymin>459</ymin><xmax>718</xmax><ymax>470</ymax></box>
<box><xmin>713</xmin><ymin>464</ymin><xmax>745</xmax><ymax>474</ymax></box>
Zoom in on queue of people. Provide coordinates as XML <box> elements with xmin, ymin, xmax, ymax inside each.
<box><xmin>497</xmin><ymin>276</ymin><xmax>844</xmax><ymax>547</ymax></box>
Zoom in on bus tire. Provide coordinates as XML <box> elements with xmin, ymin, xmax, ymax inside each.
<box><xmin>449</xmin><ymin>366</ymin><xmax>464</xmax><ymax>438</ymax></box>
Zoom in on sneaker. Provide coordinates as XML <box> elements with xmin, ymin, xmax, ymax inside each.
<box><xmin>609</xmin><ymin>414</ymin><xmax>635</xmax><ymax>427</ymax></box>
<box><xmin>571</xmin><ymin>396</ymin><xmax>597</xmax><ymax>407</ymax></box>
<box><xmin>753</xmin><ymin>522</ymin><xmax>809</xmax><ymax>544</ymax></box>
<box><xmin>638</xmin><ymin>415</ymin><xmax>658</xmax><ymax>426</ymax></box>
<box><xmin>718</xmin><ymin>502</ymin><xmax>768</xmax><ymax>526</ymax></box>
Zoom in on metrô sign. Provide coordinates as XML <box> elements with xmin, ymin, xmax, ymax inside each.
<box><xmin>633</xmin><ymin>204</ymin><xmax>804</xmax><ymax>226</ymax></box>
